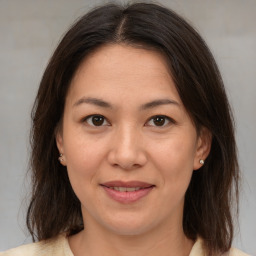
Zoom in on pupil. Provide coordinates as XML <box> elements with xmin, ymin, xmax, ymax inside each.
<box><xmin>154</xmin><ymin>116</ymin><xmax>165</xmax><ymax>126</ymax></box>
<box><xmin>92</xmin><ymin>116</ymin><xmax>104</xmax><ymax>126</ymax></box>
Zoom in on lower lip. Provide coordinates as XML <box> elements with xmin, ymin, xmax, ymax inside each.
<box><xmin>102</xmin><ymin>186</ymin><xmax>154</xmax><ymax>204</ymax></box>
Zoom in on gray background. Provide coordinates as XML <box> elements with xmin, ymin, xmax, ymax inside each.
<box><xmin>0</xmin><ymin>0</ymin><xmax>255</xmax><ymax>254</ymax></box>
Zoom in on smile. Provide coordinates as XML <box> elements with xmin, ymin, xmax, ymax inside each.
<box><xmin>108</xmin><ymin>187</ymin><xmax>142</xmax><ymax>192</ymax></box>
<box><xmin>100</xmin><ymin>181</ymin><xmax>155</xmax><ymax>204</ymax></box>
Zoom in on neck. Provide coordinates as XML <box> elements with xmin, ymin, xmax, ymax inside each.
<box><xmin>69</xmin><ymin>216</ymin><xmax>194</xmax><ymax>256</ymax></box>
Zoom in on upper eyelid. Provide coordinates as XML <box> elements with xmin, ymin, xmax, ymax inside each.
<box><xmin>146</xmin><ymin>115</ymin><xmax>175</xmax><ymax>123</ymax></box>
<box><xmin>82</xmin><ymin>114</ymin><xmax>106</xmax><ymax>120</ymax></box>
<box><xmin>144</xmin><ymin>115</ymin><xmax>176</xmax><ymax>128</ymax></box>
<box><xmin>81</xmin><ymin>114</ymin><xmax>175</xmax><ymax>125</ymax></box>
<box><xmin>83</xmin><ymin>114</ymin><xmax>110</xmax><ymax>125</ymax></box>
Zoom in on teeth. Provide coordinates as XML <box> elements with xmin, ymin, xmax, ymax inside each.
<box><xmin>117</xmin><ymin>187</ymin><xmax>126</xmax><ymax>192</ymax></box>
<box><xmin>110</xmin><ymin>187</ymin><xmax>141</xmax><ymax>192</ymax></box>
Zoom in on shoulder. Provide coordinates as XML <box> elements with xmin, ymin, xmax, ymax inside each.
<box><xmin>227</xmin><ymin>247</ymin><xmax>251</xmax><ymax>256</ymax></box>
<box><xmin>190</xmin><ymin>238</ymin><xmax>250</xmax><ymax>256</ymax></box>
<box><xmin>0</xmin><ymin>234</ymin><xmax>73</xmax><ymax>256</ymax></box>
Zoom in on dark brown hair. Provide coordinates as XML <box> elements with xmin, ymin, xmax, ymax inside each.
<box><xmin>27</xmin><ymin>2</ymin><xmax>240</xmax><ymax>255</ymax></box>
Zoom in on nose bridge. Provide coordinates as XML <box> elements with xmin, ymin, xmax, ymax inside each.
<box><xmin>115</xmin><ymin>124</ymin><xmax>140</xmax><ymax>159</ymax></box>
<box><xmin>108</xmin><ymin>123</ymin><xmax>146</xmax><ymax>169</ymax></box>
<box><xmin>118</xmin><ymin>124</ymin><xmax>137</xmax><ymax>149</ymax></box>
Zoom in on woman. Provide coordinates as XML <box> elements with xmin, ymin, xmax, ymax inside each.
<box><xmin>0</xmin><ymin>2</ymin><xmax>249</xmax><ymax>256</ymax></box>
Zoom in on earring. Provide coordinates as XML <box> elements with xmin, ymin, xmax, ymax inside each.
<box><xmin>58</xmin><ymin>153</ymin><xmax>64</xmax><ymax>162</ymax></box>
<box><xmin>199</xmin><ymin>159</ymin><xmax>204</xmax><ymax>165</ymax></box>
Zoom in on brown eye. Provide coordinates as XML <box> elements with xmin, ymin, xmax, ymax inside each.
<box><xmin>153</xmin><ymin>116</ymin><xmax>165</xmax><ymax>126</ymax></box>
<box><xmin>147</xmin><ymin>115</ymin><xmax>172</xmax><ymax>127</ymax></box>
<box><xmin>85</xmin><ymin>115</ymin><xmax>109</xmax><ymax>126</ymax></box>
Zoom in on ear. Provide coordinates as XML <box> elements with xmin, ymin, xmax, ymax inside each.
<box><xmin>193</xmin><ymin>127</ymin><xmax>212</xmax><ymax>170</ymax></box>
<box><xmin>56</xmin><ymin>128</ymin><xmax>67</xmax><ymax>166</ymax></box>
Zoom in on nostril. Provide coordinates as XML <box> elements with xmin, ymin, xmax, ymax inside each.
<box><xmin>107</xmin><ymin>139</ymin><xmax>147</xmax><ymax>169</ymax></box>
<box><xmin>112</xmin><ymin>162</ymin><xmax>141</xmax><ymax>170</ymax></box>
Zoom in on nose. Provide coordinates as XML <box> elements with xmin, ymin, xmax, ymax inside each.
<box><xmin>107</xmin><ymin>125</ymin><xmax>147</xmax><ymax>170</ymax></box>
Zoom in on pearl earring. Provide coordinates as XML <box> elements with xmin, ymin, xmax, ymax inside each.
<box><xmin>58</xmin><ymin>153</ymin><xmax>64</xmax><ymax>162</ymax></box>
<box><xmin>199</xmin><ymin>159</ymin><xmax>204</xmax><ymax>165</ymax></box>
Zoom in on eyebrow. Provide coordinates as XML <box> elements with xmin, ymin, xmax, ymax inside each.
<box><xmin>73</xmin><ymin>97</ymin><xmax>179</xmax><ymax>109</ymax></box>
<box><xmin>73</xmin><ymin>97</ymin><xmax>112</xmax><ymax>108</ymax></box>
<box><xmin>139</xmin><ymin>99</ymin><xmax>179</xmax><ymax>110</ymax></box>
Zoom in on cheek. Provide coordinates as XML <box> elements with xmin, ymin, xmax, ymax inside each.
<box><xmin>63</xmin><ymin>130</ymin><xmax>106</xmax><ymax>188</ymax></box>
<box><xmin>63</xmin><ymin>138</ymin><xmax>105</xmax><ymax>209</ymax></box>
<box><xmin>151</xmin><ymin>135</ymin><xmax>197</xmax><ymax>192</ymax></box>
<box><xmin>153</xmin><ymin>133</ymin><xmax>196</xmax><ymax>166</ymax></box>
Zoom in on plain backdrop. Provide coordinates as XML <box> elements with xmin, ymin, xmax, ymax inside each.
<box><xmin>0</xmin><ymin>0</ymin><xmax>255</xmax><ymax>254</ymax></box>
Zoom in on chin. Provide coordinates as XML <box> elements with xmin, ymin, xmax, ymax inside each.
<box><xmin>107</xmin><ymin>224</ymin><xmax>151</xmax><ymax>236</ymax></box>
<box><xmin>100</xmin><ymin>214</ymin><xmax>157</xmax><ymax>236</ymax></box>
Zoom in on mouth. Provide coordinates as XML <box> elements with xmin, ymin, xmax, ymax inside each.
<box><xmin>105</xmin><ymin>187</ymin><xmax>143</xmax><ymax>192</ymax></box>
<box><xmin>100</xmin><ymin>181</ymin><xmax>155</xmax><ymax>203</ymax></box>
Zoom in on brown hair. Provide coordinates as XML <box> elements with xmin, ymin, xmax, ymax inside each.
<box><xmin>27</xmin><ymin>2</ymin><xmax>240</xmax><ymax>255</ymax></box>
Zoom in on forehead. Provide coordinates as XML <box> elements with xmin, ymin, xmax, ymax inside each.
<box><xmin>67</xmin><ymin>44</ymin><xmax>181</xmax><ymax>105</ymax></box>
<box><xmin>75</xmin><ymin>44</ymin><xmax>172</xmax><ymax>79</ymax></box>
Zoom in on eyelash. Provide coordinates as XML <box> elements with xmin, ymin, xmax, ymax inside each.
<box><xmin>83</xmin><ymin>115</ymin><xmax>110</xmax><ymax>127</ymax></box>
<box><xmin>82</xmin><ymin>114</ymin><xmax>175</xmax><ymax>127</ymax></box>
<box><xmin>146</xmin><ymin>115</ymin><xmax>175</xmax><ymax>127</ymax></box>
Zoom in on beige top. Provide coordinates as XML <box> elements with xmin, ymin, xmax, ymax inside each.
<box><xmin>0</xmin><ymin>234</ymin><xmax>249</xmax><ymax>256</ymax></box>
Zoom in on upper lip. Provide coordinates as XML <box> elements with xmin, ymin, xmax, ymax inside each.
<box><xmin>101</xmin><ymin>180</ymin><xmax>154</xmax><ymax>188</ymax></box>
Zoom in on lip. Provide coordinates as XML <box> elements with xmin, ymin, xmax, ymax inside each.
<box><xmin>101</xmin><ymin>180</ymin><xmax>153</xmax><ymax>188</ymax></box>
<box><xmin>100</xmin><ymin>180</ymin><xmax>155</xmax><ymax>204</ymax></box>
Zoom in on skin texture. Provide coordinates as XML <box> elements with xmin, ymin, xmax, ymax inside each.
<box><xmin>56</xmin><ymin>44</ymin><xmax>211</xmax><ymax>256</ymax></box>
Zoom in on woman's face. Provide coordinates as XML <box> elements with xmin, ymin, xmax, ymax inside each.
<box><xmin>57</xmin><ymin>44</ymin><xmax>210</xmax><ymax>236</ymax></box>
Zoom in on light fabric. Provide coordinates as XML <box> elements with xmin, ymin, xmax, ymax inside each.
<box><xmin>0</xmin><ymin>234</ymin><xmax>249</xmax><ymax>256</ymax></box>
